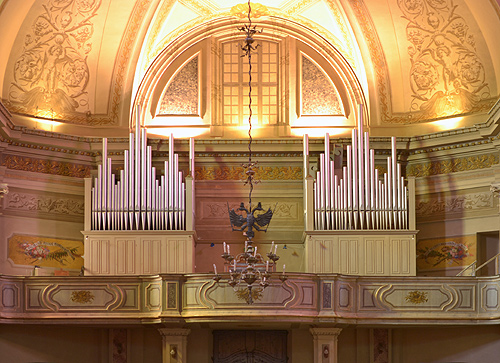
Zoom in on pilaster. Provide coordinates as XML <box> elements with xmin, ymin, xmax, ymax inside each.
<box><xmin>310</xmin><ymin>327</ymin><xmax>342</xmax><ymax>363</ymax></box>
<box><xmin>158</xmin><ymin>328</ymin><xmax>191</xmax><ymax>363</ymax></box>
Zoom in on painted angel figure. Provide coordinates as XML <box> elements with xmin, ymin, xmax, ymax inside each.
<box><xmin>228</xmin><ymin>202</ymin><xmax>273</xmax><ymax>239</ymax></box>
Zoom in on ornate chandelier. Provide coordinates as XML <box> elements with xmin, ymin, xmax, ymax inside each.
<box><xmin>213</xmin><ymin>1</ymin><xmax>286</xmax><ymax>304</ymax></box>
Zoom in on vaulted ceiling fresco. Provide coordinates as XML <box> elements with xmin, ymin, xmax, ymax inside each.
<box><xmin>0</xmin><ymin>0</ymin><xmax>498</xmax><ymax>137</ymax></box>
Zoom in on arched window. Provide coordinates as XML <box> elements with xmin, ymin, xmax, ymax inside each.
<box><xmin>140</xmin><ymin>21</ymin><xmax>360</xmax><ymax>138</ymax></box>
<box><xmin>222</xmin><ymin>40</ymin><xmax>279</xmax><ymax>126</ymax></box>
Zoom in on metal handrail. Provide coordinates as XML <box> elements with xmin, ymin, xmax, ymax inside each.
<box><xmin>456</xmin><ymin>261</ymin><xmax>476</xmax><ymax>276</ymax></box>
<box><xmin>475</xmin><ymin>252</ymin><xmax>500</xmax><ymax>274</ymax></box>
<box><xmin>457</xmin><ymin>252</ymin><xmax>500</xmax><ymax>276</ymax></box>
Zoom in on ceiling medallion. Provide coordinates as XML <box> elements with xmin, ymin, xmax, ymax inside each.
<box><xmin>230</xmin><ymin>2</ymin><xmax>269</xmax><ymax>18</ymax></box>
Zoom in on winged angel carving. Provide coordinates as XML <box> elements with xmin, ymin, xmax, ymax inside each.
<box><xmin>228</xmin><ymin>202</ymin><xmax>273</xmax><ymax>239</ymax></box>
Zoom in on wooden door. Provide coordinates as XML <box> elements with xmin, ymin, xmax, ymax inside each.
<box><xmin>213</xmin><ymin>330</ymin><xmax>288</xmax><ymax>363</ymax></box>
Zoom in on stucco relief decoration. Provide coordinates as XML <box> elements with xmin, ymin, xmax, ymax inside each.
<box><xmin>204</xmin><ymin>202</ymin><xmax>295</xmax><ymax>220</ymax></box>
<box><xmin>398</xmin><ymin>0</ymin><xmax>490</xmax><ymax>120</ymax></box>
<box><xmin>415</xmin><ymin>192</ymin><xmax>493</xmax><ymax>217</ymax></box>
<box><xmin>9</xmin><ymin>0</ymin><xmax>101</xmax><ymax>119</ymax></box>
<box><xmin>6</xmin><ymin>192</ymin><xmax>84</xmax><ymax>216</ymax></box>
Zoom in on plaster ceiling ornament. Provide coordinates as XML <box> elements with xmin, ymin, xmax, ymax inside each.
<box><xmin>230</xmin><ymin>2</ymin><xmax>269</xmax><ymax>18</ymax></box>
<box><xmin>8</xmin><ymin>0</ymin><xmax>99</xmax><ymax>122</ymax></box>
<box><xmin>398</xmin><ymin>0</ymin><xmax>490</xmax><ymax>120</ymax></box>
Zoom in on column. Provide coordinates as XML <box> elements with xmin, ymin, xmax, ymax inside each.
<box><xmin>310</xmin><ymin>328</ymin><xmax>342</xmax><ymax>363</ymax></box>
<box><xmin>158</xmin><ymin>328</ymin><xmax>191</xmax><ymax>363</ymax></box>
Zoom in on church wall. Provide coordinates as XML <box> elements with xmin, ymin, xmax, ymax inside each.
<box><xmin>186</xmin><ymin>328</ymin><xmax>212</xmax><ymax>363</ymax></box>
<box><xmin>391</xmin><ymin>325</ymin><xmax>500</xmax><ymax>363</ymax></box>
<box><xmin>0</xmin><ymin>325</ymin><xmax>108</xmax><ymax>363</ymax></box>
<box><xmin>5</xmin><ymin>324</ymin><xmax>500</xmax><ymax>362</ymax></box>
<box><xmin>0</xmin><ymin>170</ymin><xmax>86</xmax><ymax>276</ymax></box>
<box><xmin>0</xmin><ymin>325</ymin><xmax>163</xmax><ymax>363</ymax></box>
<box><xmin>289</xmin><ymin>328</ymin><xmax>314</xmax><ymax>363</ymax></box>
<box><xmin>337</xmin><ymin>327</ymin><xmax>371</xmax><ymax>363</ymax></box>
<box><xmin>410</xmin><ymin>145</ymin><xmax>500</xmax><ymax>277</ymax></box>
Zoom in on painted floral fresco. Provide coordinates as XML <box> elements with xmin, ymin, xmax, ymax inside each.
<box><xmin>8</xmin><ymin>234</ymin><xmax>84</xmax><ymax>270</ymax></box>
<box><xmin>417</xmin><ymin>235</ymin><xmax>475</xmax><ymax>270</ymax></box>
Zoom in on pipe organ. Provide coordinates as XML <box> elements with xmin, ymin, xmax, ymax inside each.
<box><xmin>83</xmin><ymin>115</ymin><xmax>196</xmax><ymax>275</ymax></box>
<box><xmin>90</xmin><ymin>120</ymin><xmax>191</xmax><ymax>231</ymax></box>
<box><xmin>304</xmin><ymin>105</ymin><xmax>417</xmax><ymax>276</ymax></box>
<box><xmin>313</xmin><ymin>124</ymin><xmax>408</xmax><ymax>231</ymax></box>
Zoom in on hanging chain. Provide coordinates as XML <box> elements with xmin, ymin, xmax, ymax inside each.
<box><xmin>239</xmin><ymin>0</ymin><xmax>260</xmax><ymax>209</ymax></box>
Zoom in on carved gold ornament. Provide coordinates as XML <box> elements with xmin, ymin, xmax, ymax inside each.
<box><xmin>407</xmin><ymin>154</ymin><xmax>498</xmax><ymax>177</ymax></box>
<box><xmin>405</xmin><ymin>290</ymin><xmax>428</xmax><ymax>305</ymax></box>
<box><xmin>71</xmin><ymin>290</ymin><xmax>95</xmax><ymax>304</ymax></box>
<box><xmin>230</xmin><ymin>3</ymin><xmax>269</xmax><ymax>18</ymax></box>
<box><xmin>2</xmin><ymin>155</ymin><xmax>91</xmax><ymax>178</ymax></box>
<box><xmin>235</xmin><ymin>287</ymin><xmax>264</xmax><ymax>303</ymax></box>
<box><xmin>195</xmin><ymin>166</ymin><xmax>302</xmax><ymax>180</ymax></box>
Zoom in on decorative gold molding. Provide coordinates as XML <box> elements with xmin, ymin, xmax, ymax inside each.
<box><xmin>110</xmin><ymin>0</ymin><xmax>153</xmax><ymax>125</ymax></box>
<box><xmin>143</xmin><ymin>0</ymin><xmax>176</xmax><ymax>77</ymax></box>
<box><xmin>195</xmin><ymin>166</ymin><xmax>302</xmax><ymax>180</ymax></box>
<box><xmin>2</xmin><ymin>155</ymin><xmax>91</xmax><ymax>178</ymax></box>
<box><xmin>348</xmin><ymin>0</ymin><xmax>391</xmax><ymax>121</ymax></box>
<box><xmin>407</xmin><ymin>154</ymin><xmax>498</xmax><ymax>177</ymax></box>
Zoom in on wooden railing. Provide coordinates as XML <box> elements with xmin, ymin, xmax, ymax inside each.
<box><xmin>3</xmin><ymin>273</ymin><xmax>500</xmax><ymax>325</ymax></box>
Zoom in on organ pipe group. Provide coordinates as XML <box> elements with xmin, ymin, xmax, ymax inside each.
<box><xmin>312</xmin><ymin>112</ymin><xmax>408</xmax><ymax>230</ymax></box>
<box><xmin>91</xmin><ymin>115</ymin><xmax>193</xmax><ymax>231</ymax></box>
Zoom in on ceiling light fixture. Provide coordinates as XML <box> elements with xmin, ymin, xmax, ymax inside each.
<box><xmin>213</xmin><ymin>0</ymin><xmax>286</xmax><ymax>304</ymax></box>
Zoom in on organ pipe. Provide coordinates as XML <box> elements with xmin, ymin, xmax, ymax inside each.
<box><xmin>311</xmin><ymin>111</ymin><xmax>410</xmax><ymax>230</ymax></box>
<box><xmin>90</xmin><ymin>116</ymin><xmax>191</xmax><ymax>231</ymax></box>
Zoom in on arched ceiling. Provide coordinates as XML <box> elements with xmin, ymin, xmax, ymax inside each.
<box><xmin>0</xmin><ymin>0</ymin><xmax>499</xmax><ymax>138</ymax></box>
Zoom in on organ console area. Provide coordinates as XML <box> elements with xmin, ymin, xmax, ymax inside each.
<box><xmin>82</xmin><ymin>105</ymin><xmax>416</xmax><ymax>277</ymax></box>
